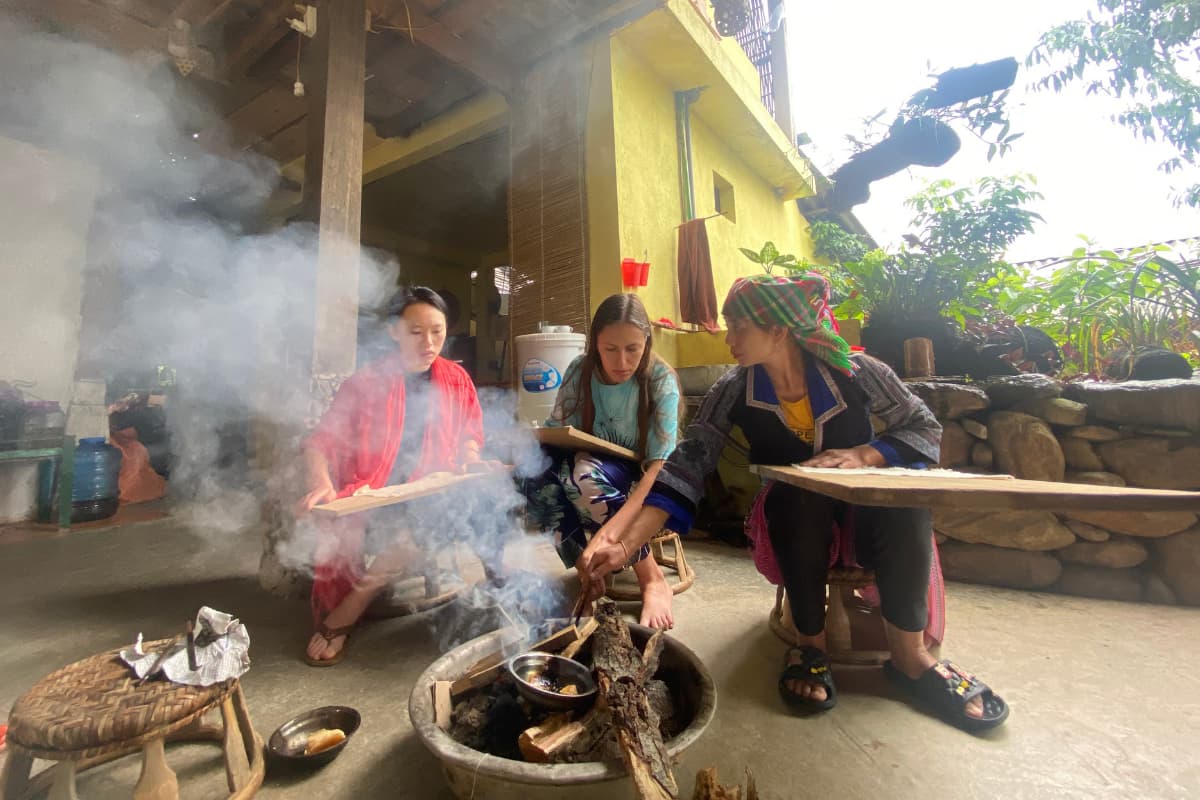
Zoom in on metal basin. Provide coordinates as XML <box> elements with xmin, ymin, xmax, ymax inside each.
<box><xmin>409</xmin><ymin>623</ymin><xmax>716</xmax><ymax>800</ymax></box>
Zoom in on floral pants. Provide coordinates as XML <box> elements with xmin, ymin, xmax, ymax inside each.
<box><xmin>524</xmin><ymin>450</ymin><xmax>651</xmax><ymax>568</ymax></box>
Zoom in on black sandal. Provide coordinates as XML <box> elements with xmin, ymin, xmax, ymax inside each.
<box><xmin>883</xmin><ymin>659</ymin><xmax>1009</xmax><ymax>732</ymax></box>
<box><xmin>778</xmin><ymin>646</ymin><xmax>837</xmax><ymax>713</ymax></box>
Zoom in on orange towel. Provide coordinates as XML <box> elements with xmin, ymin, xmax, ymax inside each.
<box><xmin>110</xmin><ymin>427</ymin><xmax>167</xmax><ymax>505</ymax></box>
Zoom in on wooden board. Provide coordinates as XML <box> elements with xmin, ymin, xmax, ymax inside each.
<box><xmin>311</xmin><ymin>467</ymin><xmax>514</xmax><ymax>519</ymax></box>
<box><xmin>750</xmin><ymin>464</ymin><xmax>1200</xmax><ymax>512</ymax></box>
<box><xmin>534</xmin><ymin>426</ymin><xmax>638</xmax><ymax>461</ymax></box>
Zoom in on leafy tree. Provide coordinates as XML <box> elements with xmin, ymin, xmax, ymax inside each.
<box><xmin>809</xmin><ymin>176</ymin><xmax>1043</xmax><ymax>324</ymax></box>
<box><xmin>1029</xmin><ymin>0</ymin><xmax>1200</xmax><ymax>206</ymax></box>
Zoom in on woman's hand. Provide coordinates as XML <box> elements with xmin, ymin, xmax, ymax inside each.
<box><xmin>801</xmin><ymin>444</ymin><xmax>884</xmax><ymax>469</ymax></box>
<box><xmin>576</xmin><ymin>540</ymin><xmax>627</xmax><ymax>601</ymax></box>
<box><xmin>294</xmin><ymin>483</ymin><xmax>337</xmax><ymax>516</ymax></box>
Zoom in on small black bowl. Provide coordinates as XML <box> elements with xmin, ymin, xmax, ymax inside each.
<box><xmin>267</xmin><ymin>706</ymin><xmax>361</xmax><ymax>767</ymax></box>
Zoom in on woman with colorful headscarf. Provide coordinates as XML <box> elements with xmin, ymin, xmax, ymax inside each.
<box><xmin>576</xmin><ymin>273</ymin><xmax>1009</xmax><ymax>732</ymax></box>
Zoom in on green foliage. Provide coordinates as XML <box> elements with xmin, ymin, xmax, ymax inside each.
<box><xmin>738</xmin><ymin>241</ymin><xmax>799</xmax><ymax>275</ymax></box>
<box><xmin>989</xmin><ymin>244</ymin><xmax>1200</xmax><ymax>376</ymax></box>
<box><xmin>1029</xmin><ymin>0</ymin><xmax>1200</xmax><ymax>206</ymax></box>
<box><xmin>811</xmin><ymin>176</ymin><xmax>1043</xmax><ymax>323</ymax></box>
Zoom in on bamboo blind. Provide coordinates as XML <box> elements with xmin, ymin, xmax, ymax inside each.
<box><xmin>508</xmin><ymin>49</ymin><xmax>591</xmax><ymax>359</ymax></box>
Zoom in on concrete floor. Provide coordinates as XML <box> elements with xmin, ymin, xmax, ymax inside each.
<box><xmin>2</xmin><ymin>514</ymin><xmax>1199</xmax><ymax>799</ymax></box>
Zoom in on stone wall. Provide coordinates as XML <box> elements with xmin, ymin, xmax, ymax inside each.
<box><xmin>908</xmin><ymin>376</ymin><xmax>1200</xmax><ymax>606</ymax></box>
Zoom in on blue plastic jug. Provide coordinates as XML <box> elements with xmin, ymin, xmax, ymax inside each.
<box><xmin>72</xmin><ymin>437</ymin><xmax>122</xmax><ymax>523</ymax></box>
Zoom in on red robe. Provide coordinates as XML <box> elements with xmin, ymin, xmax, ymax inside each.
<box><xmin>305</xmin><ymin>353</ymin><xmax>483</xmax><ymax>619</ymax></box>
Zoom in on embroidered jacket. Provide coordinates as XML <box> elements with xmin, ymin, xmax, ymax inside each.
<box><xmin>645</xmin><ymin>353</ymin><xmax>941</xmax><ymax>532</ymax></box>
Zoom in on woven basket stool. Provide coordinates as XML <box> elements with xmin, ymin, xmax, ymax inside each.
<box><xmin>605</xmin><ymin>531</ymin><xmax>696</xmax><ymax>601</ymax></box>
<box><xmin>768</xmin><ymin>567</ymin><xmax>892</xmax><ymax>665</ymax></box>
<box><xmin>1</xmin><ymin>640</ymin><xmax>264</xmax><ymax>800</ymax></box>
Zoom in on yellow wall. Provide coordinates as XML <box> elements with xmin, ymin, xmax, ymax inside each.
<box><xmin>602</xmin><ymin>35</ymin><xmax>816</xmax><ymax>368</ymax></box>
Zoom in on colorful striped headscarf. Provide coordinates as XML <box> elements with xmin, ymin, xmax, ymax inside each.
<box><xmin>722</xmin><ymin>272</ymin><xmax>857</xmax><ymax>377</ymax></box>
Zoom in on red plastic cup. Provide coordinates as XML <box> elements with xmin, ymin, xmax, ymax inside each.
<box><xmin>637</xmin><ymin>261</ymin><xmax>650</xmax><ymax>286</ymax></box>
<box><xmin>621</xmin><ymin>258</ymin><xmax>638</xmax><ymax>288</ymax></box>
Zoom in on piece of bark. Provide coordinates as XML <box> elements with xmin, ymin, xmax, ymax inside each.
<box><xmin>593</xmin><ymin>598</ymin><xmax>677</xmax><ymax>799</ymax></box>
<box><xmin>692</xmin><ymin>767</ymin><xmax>758</xmax><ymax>800</ymax></box>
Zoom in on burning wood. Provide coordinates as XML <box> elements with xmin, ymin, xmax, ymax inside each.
<box><xmin>444</xmin><ymin>600</ymin><xmax>688</xmax><ymax>798</ymax></box>
<box><xmin>592</xmin><ymin>599</ymin><xmax>676</xmax><ymax>799</ymax></box>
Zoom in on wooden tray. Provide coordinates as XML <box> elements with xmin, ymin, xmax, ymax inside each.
<box><xmin>312</xmin><ymin>467</ymin><xmax>514</xmax><ymax>519</ymax></box>
<box><xmin>750</xmin><ymin>464</ymin><xmax>1200</xmax><ymax>512</ymax></box>
<box><xmin>533</xmin><ymin>426</ymin><xmax>638</xmax><ymax>461</ymax></box>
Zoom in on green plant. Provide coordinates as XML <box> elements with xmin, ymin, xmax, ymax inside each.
<box><xmin>738</xmin><ymin>241</ymin><xmax>799</xmax><ymax>275</ymax></box>
<box><xmin>1029</xmin><ymin>0</ymin><xmax>1200</xmax><ymax>207</ymax></box>
<box><xmin>810</xmin><ymin>176</ymin><xmax>1043</xmax><ymax>324</ymax></box>
<box><xmin>990</xmin><ymin>244</ymin><xmax>1200</xmax><ymax>376</ymax></box>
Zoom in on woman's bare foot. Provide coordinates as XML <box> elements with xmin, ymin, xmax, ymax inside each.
<box><xmin>782</xmin><ymin>632</ymin><xmax>829</xmax><ymax>702</ymax></box>
<box><xmin>885</xmin><ymin>624</ymin><xmax>983</xmax><ymax>719</ymax></box>
<box><xmin>633</xmin><ymin>557</ymin><xmax>674</xmax><ymax>629</ymax></box>
<box><xmin>305</xmin><ymin>581</ymin><xmax>382</xmax><ymax>663</ymax></box>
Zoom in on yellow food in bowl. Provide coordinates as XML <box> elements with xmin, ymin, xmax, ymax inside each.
<box><xmin>304</xmin><ymin>728</ymin><xmax>347</xmax><ymax>755</ymax></box>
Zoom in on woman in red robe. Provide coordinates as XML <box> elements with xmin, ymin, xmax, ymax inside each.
<box><xmin>296</xmin><ymin>287</ymin><xmax>490</xmax><ymax>665</ymax></box>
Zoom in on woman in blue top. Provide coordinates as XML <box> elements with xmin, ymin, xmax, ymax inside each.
<box><xmin>525</xmin><ymin>294</ymin><xmax>682</xmax><ymax>629</ymax></box>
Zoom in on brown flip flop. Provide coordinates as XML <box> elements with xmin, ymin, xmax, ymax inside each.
<box><xmin>303</xmin><ymin>619</ymin><xmax>354</xmax><ymax>667</ymax></box>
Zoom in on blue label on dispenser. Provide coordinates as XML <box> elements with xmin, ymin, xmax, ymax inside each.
<box><xmin>522</xmin><ymin>358</ymin><xmax>562</xmax><ymax>392</ymax></box>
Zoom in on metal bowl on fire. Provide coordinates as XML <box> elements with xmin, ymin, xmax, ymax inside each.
<box><xmin>267</xmin><ymin>705</ymin><xmax>361</xmax><ymax>768</ymax></box>
<box><xmin>507</xmin><ymin>651</ymin><xmax>597</xmax><ymax>711</ymax></box>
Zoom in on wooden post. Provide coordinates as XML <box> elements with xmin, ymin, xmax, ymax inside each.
<box><xmin>302</xmin><ymin>0</ymin><xmax>367</xmax><ymax>391</ymax></box>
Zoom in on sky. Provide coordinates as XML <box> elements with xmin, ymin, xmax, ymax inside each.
<box><xmin>785</xmin><ymin>0</ymin><xmax>1198</xmax><ymax>262</ymax></box>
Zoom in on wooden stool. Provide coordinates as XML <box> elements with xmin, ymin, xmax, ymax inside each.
<box><xmin>768</xmin><ymin>568</ymin><xmax>891</xmax><ymax>665</ymax></box>
<box><xmin>606</xmin><ymin>531</ymin><xmax>696</xmax><ymax>600</ymax></box>
<box><xmin>1</xmin><ymin>641</ymin><xmax>264</xmax><ymax>800</ymax></box>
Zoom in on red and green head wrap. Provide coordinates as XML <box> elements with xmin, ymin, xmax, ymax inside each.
<box><xmin>722</xmin><ymin>272</ymin><xmax>857</xmax><ymax>377</ymax></box>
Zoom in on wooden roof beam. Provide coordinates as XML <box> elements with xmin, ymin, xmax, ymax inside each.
<box><xmin>369</xmin><ymin>0</ymin><xmax>515</xmax><ymax>96</ymax></box>
<box><xmin>11</xmin><ymin>0</ymin><xmax>217</xmax><ymax>81</ymax></box>
<box><xmin>222</xmin><ymin>0</ymin><xmax>295</xmax><ymax>77</ymax></box>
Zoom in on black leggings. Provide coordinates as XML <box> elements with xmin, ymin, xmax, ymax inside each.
<box><xmin>764</xmin><ymin>483</ymin><xmax>932</xmax><ymax>637</ymax></box>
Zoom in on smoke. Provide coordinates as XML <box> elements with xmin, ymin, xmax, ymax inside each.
<box><xmin>1</xmin><ymin>13</ymin><xmax>572</xmax><ymax>650</ymax></box>
<box><xmin>0</xmin><ymin>15</ymin><xmax>397</xmax><ymax>515</ymax></box>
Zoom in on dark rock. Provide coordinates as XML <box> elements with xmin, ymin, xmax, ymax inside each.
<box><xmin>961</xmin><ymin>418</ymin><xmax>988</xmax><ymax>439</ymax></box>
<box><xmin>1060</xmin><ymin>438</ymin><xmax>1105</xmax><ymax>471</ymax></box>
<box><xmin>970</xmin><ymin>442</ymin><xmax>993</xmax><ymax>469</ymax></box>
<box><xmin>1063</xmin><ymin>379</ymin><xmax>1200</xmax><ymax>432</ymax></box>
<box><xmin>1150</xmin><ymin>527</ymin><xmax>1200</xmax><ymax>606</ymax></box>
<box><xmin>1057</xmin><ymin>538</ymin><xmax>1148</xmax><ymax>569</ymax></box>
<box><xmin>939</xmin><ymin>542</ymin><xmax>1061</xmax><ymax>589</ymax></box>
<box><xmin>1054</xmin><ymin>564</ymin><xmax>1144</xmax><ymax>602</ymax></box>
<box><xmin>935</xmin><ymin>509</ymin><xmax>1075</xmax><ymax>550</ymax></box>
<box><xmin>905</xmin><ymin>381</ymin><xmax>990</xmax><ymax>420</ymax></box>
<box><xmin>988</xmin><ymin>411</ymin><xmax>1065</xmax><ymax>481</ymax></box>
<box><xmin>1064</xmin><ymin>518</ymin><xmax>1111</xmax><ymax>542</ymax></box>
<box><xmin>1067</xmin><ymin>425</ymin><xmax>1122</xmax><ymax>442</ymax></box>
<box><xmin>984</xmin><ymin>374</ymin><xmax>1064</xmax><ymax>409</ymax></box>
<box><xmin>1063</xmin><ymin>509</ymin><xmax>1197</xmax><ymax>539</ymax></box>
<box><xmin>1143</xmin><ymin>574</ymin><xmax>1178</xmax><ymax>606</ymax></box>
<box><xmin>1064</xmin><ymin>471</ymin><xmax>1126</xmax><ymax>487</ymax></box>
<box><xmin>1013</xmin><ymin>397</ymin><xmax>1088</xmax><ymax>426</ymax></box>
<box><xmin>1096</xmin><ymin>438</ymin><xmax>1200</xmax><ymax>490</ymax></box>
<box><xmin>937</xmin><ymin>421</ymin><xmax>972</xmax><ymax>467</ymax></box>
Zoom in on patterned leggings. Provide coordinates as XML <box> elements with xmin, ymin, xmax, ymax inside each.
<box><xmin>524</xmin><ymin>450</ymin><xmax>652</xmax><ymax>568</ymax></box>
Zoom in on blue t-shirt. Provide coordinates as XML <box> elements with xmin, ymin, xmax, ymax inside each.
<box><xmin>546</xmin><ymin>355</ymin><xmax>680</xmax><ymax>463</ymax></box>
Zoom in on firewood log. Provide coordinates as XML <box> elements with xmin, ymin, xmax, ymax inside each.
<box><xmin>691</xmin><ymin>767</ymin><xmax>758</xmax><ymax>800</ymax></box>
<box><xmin>593</xmin><ymin>598</ymin><xmax>677</xmax><ymax>799</ymax></box>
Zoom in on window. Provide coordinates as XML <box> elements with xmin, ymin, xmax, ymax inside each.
<box><xmin>713</xmin><ymin>171</ymin><xmax>736</xmax><ymax>221</ymax></box>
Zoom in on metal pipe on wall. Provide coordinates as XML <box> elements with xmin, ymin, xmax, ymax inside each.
<box><xmin>674</xmin><ymin>87</ymin><xmax>703</xmax><ymax>222</ymax></box>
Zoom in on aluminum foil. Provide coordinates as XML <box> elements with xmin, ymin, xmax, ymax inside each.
<box><xmin>120</xmin><ymin>606</ymin><xmax>251</xmax><ymax>686</ymax></box>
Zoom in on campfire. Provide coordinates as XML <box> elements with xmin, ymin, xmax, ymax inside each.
<box><xmin>418</xmin><ymin>598</ymin><xmax>748</xmax><ymax>799</ymax></box>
